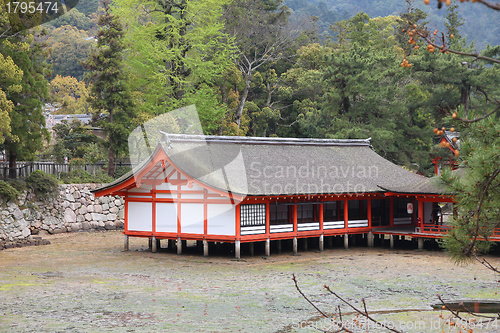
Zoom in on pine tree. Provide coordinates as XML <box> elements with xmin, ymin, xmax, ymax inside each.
<box><xmin>440</xmin><ymin>117</ymin><xmax>500</xmax><ymax>260</ymax></box>
<box><xmin>84</xmin><ymin>0</ymin><xmax>134</xmax><ymax>177</ymax></box>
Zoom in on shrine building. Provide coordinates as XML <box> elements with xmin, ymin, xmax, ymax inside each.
<box><xmin>93</xmin><ymin>134</ymin><xmax>454</xmax><ymax>258</ymax></box>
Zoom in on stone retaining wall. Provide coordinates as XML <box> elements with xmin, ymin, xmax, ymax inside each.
<box><xmin>0</xmin><ymin>184</ymin><xmax>124</xmax><ymax>250</ymax></box>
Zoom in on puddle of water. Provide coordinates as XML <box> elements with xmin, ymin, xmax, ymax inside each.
<box><xmin>432</xmin><ymin>300</ymin><xmax>500</xmax><ymax>313</ymax></box>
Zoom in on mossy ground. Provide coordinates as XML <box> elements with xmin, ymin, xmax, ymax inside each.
<box><xmin>1</xmin><ymin>231</ymin><xmax>499</xmax><ymax>332</ymax></box>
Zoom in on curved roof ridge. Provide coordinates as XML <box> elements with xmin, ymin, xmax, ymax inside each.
<box><xmin>164</xmin><ymin>133</ymin><xmax>371</xmax><ymax>147</ymax></box>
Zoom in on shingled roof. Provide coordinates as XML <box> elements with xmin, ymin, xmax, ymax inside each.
<box><xmin>95</xmin><ymin>134</ymin><xmax>443</xmax><ymax>196</ymax></box>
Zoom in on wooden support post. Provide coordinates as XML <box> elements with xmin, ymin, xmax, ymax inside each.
<box><xmin>303</xmin><ymin>238</ymin><xmax>308</xmax><ymax>251</ymax></box>
<box><xmin>390</xmin><ymin>235</ymin><xmax>394</xmax><ymax>250</ymax></box>
<box><xmin>277</xmin><ymin>240</ymin><xmax>281</xmax><ymax>253</ymax></box>
<box><xmin>177</xmin><ymin>237</ymin><xmax>182</xmax><ymax>255</ymax></box>
<box><xmin>319</xmin><ymin>235</ymin><xmax>324</xmax><ymax>252</ymax></box>
<box><xmin>235</xmin><ymin>240</ymin><xmax>241</xmax><ymax>259</ymax></box>
<box><xmin>203</xmin><ymin>240</ymin><xmax>209</xmax><ymax>257</ymax></box>
<box><xmin>265</xmin><ymin>238</ymin><xmax>271</xmax><ymax>257</ymax></box>
<box><xmin>368</xmin><ymin>232</ymin><xmax>374</xmax><ymax>248</ymax></box>
<box><xmin>249</xmin><ymin>242</ymin><xmax>254</xmax><ymax>256</ymax></box>
<box><xmin>156</xmin><ymin>238</ymin><xmax>161</xmax><ymax>251</ymax></box>
<box><xmin>293</xmin><ymin>237</ymin><xmax>298</xmax><ymax>255</ymax></box>
<box><xmin>124</xmin><ymin>234</ymin><xmax>129</xmax><ymax>251</ymax></box>
<box><xmin>328</xmin><ymin>236</ymin><xmax>333</xmax><ymax>249</ymax></box>
<box><xmin>152</xmin><ymin>236</ymin><xmax>157</xmax><ymax>253</ymax></box>
<box><xmin>418</xmin><ymin>238</ymin><xmax>424</xmax><ymax>250</ymax></box>
<box><xmin>148</xmin><ymin>237</ymin><xmax>152</xmax><ymax>250</ymax></box>
<box><xmin>344</xmin><ymin>233</ymin><xmax>349</xmax><ymax>250</ymax></box>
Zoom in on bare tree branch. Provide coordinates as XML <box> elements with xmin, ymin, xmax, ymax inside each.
<box><xmin>476</xmin><ymin>0</ymin><xmax>500</xmax><ymax>11</ymax></box>
<box><xmin>474</xmin><ymin>254</ymin><xmax>500</xmax><ymax>274</ymax></box>
<box><xmin>292</xmin><ymin>274</ymin><xmax>354</xmax><ymax>333</ymax></box>
<box><xmin>450</xmin><ymin>104</ymin><xmax>500</xmax><ymax>123</ymax></box>
<box><xmin>436</xmin><ymin>294</ymin><xmax>499</xmax><ymax>326</ymax></box>
<box><xmin>413</xmin><ymin>28</ymin><xmax>500</xmax><ymax>64</ymax></box>
<box><xmin>324</xmin><ymin>285</ymin><xmax>405</xmax><ymax>333</ymax></box>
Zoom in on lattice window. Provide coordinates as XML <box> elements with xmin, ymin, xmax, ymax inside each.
<box><xmin>240</xmin><ymin>204</ymin><xmax>266</xmax><ymax>226</ymax></box>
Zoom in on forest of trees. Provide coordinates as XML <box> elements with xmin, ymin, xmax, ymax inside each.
<box><xmin>0</xmin><ymin>0</ymin><xmax>499</xmax><ymax>258</ymax></box>
<box><xmin>0</xmin><ymin>0</ymin><xmax>497</xmax><ymax>172</ymax></box>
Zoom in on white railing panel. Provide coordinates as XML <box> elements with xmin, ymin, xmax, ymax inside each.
<box><xmin>241</xmin><ymin>226</ymin><xmax>266</xmax><ymax>235</ymax></box>
<box><xmin>270</xmin><ymin>224</ymin><xmax>293</xmax><ymax>233</ymax></box>
<box><xmin>323</xmin><ymin>221</ymin><xmax>345</xmax><ymax>229</ymax></box>
<box><xmin>298</xmin><ymin>222</ymin><xmax>320</xmax><ymax>231</ymax></box>
<box><xmin>348</xmin><ymin>220</ymin><xmax>369</xmax><ymax>228</ymax></box>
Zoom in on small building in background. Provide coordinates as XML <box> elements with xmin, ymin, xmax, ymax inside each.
<box><xmin>432</xmin><ymin>130</ymin><xmax>460</xmax><ymax>176</ymax></box>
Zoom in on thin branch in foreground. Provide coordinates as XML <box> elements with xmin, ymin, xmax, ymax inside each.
<box><xmin>323</xmin><ymin>286</ymin><xmax>404</xmax><ymax>333</ymax></box>
<box><xmin>436</xmin><ymin>294</ymin><xmax>499</xmax><ymax>326</ymax></box>
<box><xmin>292</xmin><ymin>274</ymin><xmax>350</xmax><ymax>333</ymax></box>
<box><xmin>410</xmin><ymin>22</ymin><xmax>500</xmax><ymax>64</ymax></box>
<box><xmin>448</xmin><ymin>104</ymin><xmax>500</xmax><ymax>124</ymax></box>
<box><xmin>476</xmin><ymin>0</ymin><xmax>500</xmax><ymax>11</ymax></box>
<box><xmin>474</xmin><ymin>254</ymin><xmax>500</xmax><ymax>275</ymax></box>
<box><xmin>293</xmin><ymin>274</ymin><xmax>407</xmax><ymax>332</ymax></box>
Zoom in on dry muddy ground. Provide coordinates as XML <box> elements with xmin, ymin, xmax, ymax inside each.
<box><xmin>1</xmin><ymin>231</ymin><xmax>500</xmax><ymax>333</ymax></box>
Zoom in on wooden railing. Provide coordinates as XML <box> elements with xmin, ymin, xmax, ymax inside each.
<box><xmin>421</xmin><ymin>225</ymin><xmax>500</xmax><ymax>239</ymax></box>
<box><xmin>421</xmin><ymin>224</ymin><xmax>452</xmax><ymax>234</ymax></box>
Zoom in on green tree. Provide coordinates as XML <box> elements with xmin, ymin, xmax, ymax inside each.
<box><xmin>49</xmin><ymin>8</ymin><xmax>93</xmax><ymax>31</ymax></box>
<box><xmin>441</xmin><ymin>116</ymin><xmax>500</xmax><ymax>260</ymax></box>
<box><xmin>49</xmin><ymin>75</ymin><xmax>91</xmax><ymax>114</ymax></box>
<box><xmin>45</xmin><ymin>25</ymin><xmax>93</xmax><ymax>80</ymax></box>
<box><xmin>416</xmin><ymin>2</ymin><xmax>500</xmax><ymax>259</ymax></box>
<box><xmin>0</xmin><ymin>48</ymin><xmax>23</xmax><ymax>146</ymax></box>
<box><xmin>83</xmin><ymin>0</ymin><xmax>134</xmax><ymax>177</ymax></box>
<box><xmin>1</xmin><ymin>19</ymin><xmax>50</xmax><ymax>178</ymax></box>
<box><xmin>51</xmin><ymin>119</ymin><xmax>100</xmax><ymax>161</ymax></box>
<box><xmin>113</xmin><ymin>0</ymin><xmax>235</xmax><ymax>134</ymax></box>
<box><xmin>276</xmin><ymin>13</ymin><xmax>436</xmax><ymax>172</ymax></box>
<box><xmin>223</xmin><ymin>0</ymin><xmax>297</xmax><ymax>128</ymax></box>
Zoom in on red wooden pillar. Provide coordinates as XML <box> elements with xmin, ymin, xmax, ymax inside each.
<box><xmin>367</xmin><ymin>199</ymin><xmax>372</xmax><ymax>228</ymax></box>
<box><xmin>152</xmin><ymin>188</ymin><xmax>157</xmax><ymax>234</ymax></box>
<box><xmin>319</xmin><ymin>203</ymin><xmax>324</xmax><ymax>231</ymax></box>
<box><xmin>235</xmin><ymin>204</ymin><xmax>241</xmax><ymax>238</ymax></box>
<box><xmin>177</xmin><ymin>184</ymin><xmax>182</xmax><ymax>234</ymax></box>
<box><xmin>389</xmin><ymin>197</ymin><xmax>394</xmax><ymax>227</ymax></box>
<box><xmin>124</xmin><ymin>199</ymin><xmax>128</xmax><ymax>232</ymax></box>
<box><xmin>203</xmin><ymin>189</ymin><xmax>208</xmax><ymax>237</ymax></box>
<box><xmin>266</xmin><ymin>201</ymin><xmax>270</xmax><ymax>237</ymax></box>
<box><xmin>418</xmin><ymin>199</ymin><xmax>424</xmax><ymax>230</ymax></box>
<box><xmin>344</xmin><ymin>199</ymin><xmax>348</xmax><ymax>229</ymax></box>
<box><xmin>293</xmin><ymin>205</ymin><xmax>297</xmax><ymax>233</ymax></box>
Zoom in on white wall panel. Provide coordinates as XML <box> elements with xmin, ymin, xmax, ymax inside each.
<box><xmin>181</xmin><ymin>203</ymin><xmax>204</xmax><ymax>234</ymax></box>
<box><xmin>207</xmin><ymin>204</ymin><xmax>235</xmax><ymax>235</ymax></box>
<box><xmin>127</xmin><ymin>202</ymin><xmax>152</xmax><ymax>232</ymax></box>
<box><xmin>156</xmin><ymin>203</ymin><xmax>178</xmax><ymax>233</ymax></box>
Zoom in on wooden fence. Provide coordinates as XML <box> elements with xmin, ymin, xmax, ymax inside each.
<box><xmin>0</xmin><ymin>161</ymin><xmax>132</xmax><ymax>180</ymax></box>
